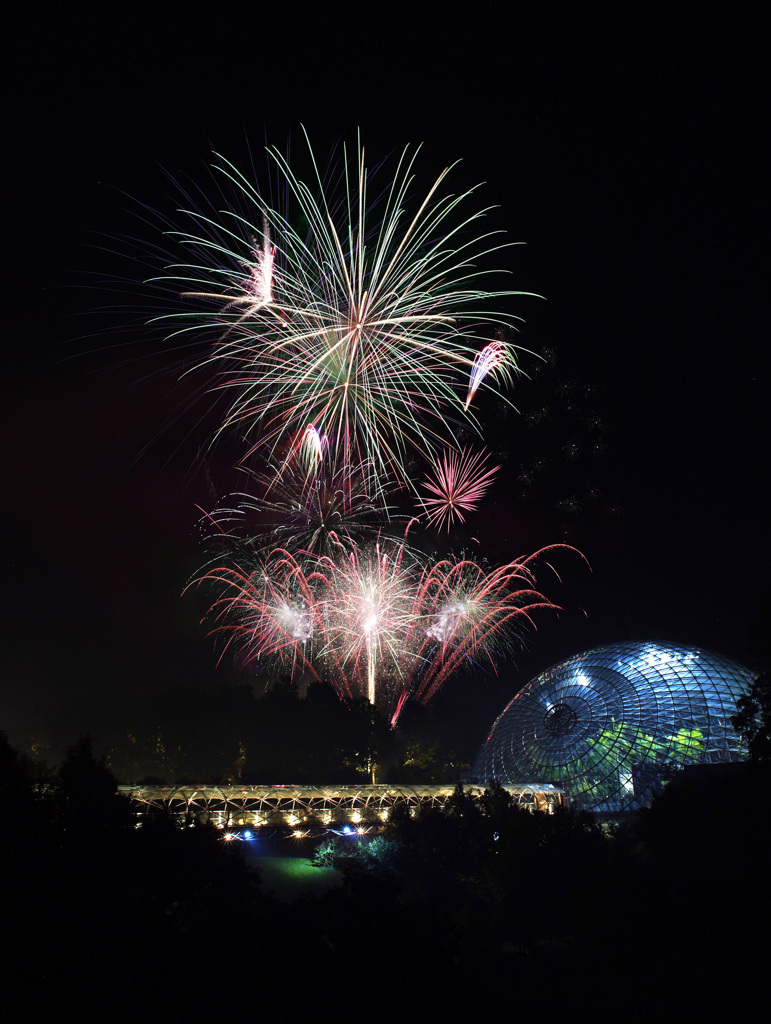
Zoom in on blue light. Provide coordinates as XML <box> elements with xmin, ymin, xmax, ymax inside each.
<box><xmin>474</xmin><ymin>641</ymin><xmax>754</xmax><ymax>813</ymax></box>
<box><xmin>342</xmin><ymin>825</ymin><xmax>353</xmax><ymax>835</ymax></box>
<box><xmin>243</xmin><ymin>830</ymin><xmax>253</xmax><ymax>840</ymax></box>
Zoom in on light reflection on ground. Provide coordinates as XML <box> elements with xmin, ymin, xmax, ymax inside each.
<box><xmin>241</xmin><ymin>853</ymin><xmax>344</xmax><ymax>901</ymax></box>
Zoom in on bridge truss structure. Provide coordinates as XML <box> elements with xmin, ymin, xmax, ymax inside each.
<box><xmin>120</xmin><ymin>782</ymin><xmax>565</xmax><ymax>834</ymax></box>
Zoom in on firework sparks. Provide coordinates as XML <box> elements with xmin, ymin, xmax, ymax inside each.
<box><xmin>299</xmin><ymin>424</ymin><xmax>325</xmax><ymax>468</ymax></box>
<box><xmin>190</xmin><ymin>550</ymin><xmax>320</xmax><ymax>681</ymax></box>
<box><xmin>159</xmin><ymin>133</ymin><xmax>531</xmax><ymax>489</ymax></box>
<box><xmin>316</xmin><ymin>540</ymin><xmax>423</xmax><ymax>707</ymax></box>
<box><xmin>191</xmin><ymin>541</ymin><xmax>583</xmax><ymax>725</ymax></box>
<box><xmin>409</xmin><ymin>547</ymin><xmax>573</xmax><ymax>711</ymax></box>
<box><xmin>465</xmin><ymin>341</ymin><xmax>508</xmax><ymax>411</ymax></box>
<box><xmin>199</xmin><ymin>451</ymin><xmax>392</xmax><ymax>560</ymax></box>
<box><xmin>420</xmin><ymin>446</ymin><xmax>499</xmax><ymax>531</ymax></box>
<box><xmin>245</xmin><ymin>236</ymin><xmax>275</xmax><ymax>308</ymax></box>
<box><xmin>155</xmin><ymin>135</ymin><xmax>588</xmax><ymax>733</ymax></box>
<box><xmin>180</xmin><ymin>216</ymin><xmax>276</xmax><ymax>314</ymax></box>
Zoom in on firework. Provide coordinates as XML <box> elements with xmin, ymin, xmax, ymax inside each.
<box><xmin>157</xmin><ymin>135</ymin><xmax>587</xmax><ymax>734</ymax></box>
<box><xmin>199</xmin><ymin>449</ymin><xmax>394</xmax><ymax>560</ymax></box>
<box><xmin>315</xmin><ymin>539</ymin><xmax>424</xmax><ymax>708</ymax></box>
<box><xmin>180</xmin><ymin>213</ymin><xmax>276</xmax><ymax>313</ymax></box>
<box><xmin>191</xmin><ymin>550</ymin><xmax>320</xmax><ymax>681</ymax></box>
<box><xmin>464</xmin><ymin>341</ymin><xmax>508</xmax><ymax>411</ymax></box>
<box><xmin>420</xmin><ymin>446</ymin><xmax>499</xmax><ymax>531</ymax></box>
<box><xmin>299</xmin><ymin>424</ymin><xmax>325</xmax><ymax>469</ymax></box>
<box><xmin>192</xmin><ymin>541</ymin><xmax>581</xmax><ymax>726</ymax></box>
<box><xmin>158</xmin><ymin>133</ymin><xmax>533</xmax><ymax>489</ymax></box>
<box><xmin>406</xmin><ymin>547</ymin><xmax>574</xmax><ymax>714</ymax></box>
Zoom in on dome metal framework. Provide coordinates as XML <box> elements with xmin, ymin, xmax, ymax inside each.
<box><xmin>473</xmin><ymin>642</ymin><xmax>754</xmax><ymax>813</ymax></box>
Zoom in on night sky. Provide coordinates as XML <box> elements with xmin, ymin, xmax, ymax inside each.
<box><xmin>3</xmin><ymin>5</ymin><xmax>767</xmax><ymax>757</ymax></box>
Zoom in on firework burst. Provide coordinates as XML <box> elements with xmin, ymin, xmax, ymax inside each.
<box><xmin>465</xmin><ymin>341</ymin><xmax>508</xmax><ymax>411</ymax></box>
<box><xmin>314</xmin><ymin>539</ymin><xmax>424</xmax><ymax>708</ymax></box>
<box><xmin>191</xmin><ymin>549</ymin><xmax>320</xmax><ymax>681</ymax></box>
<box><xmin>152</xmin><ymin>134</ymin><xmax>588</xmax><ymax>733</ymax></box>
<box><xmin>406</xmin><ymin>546</ymin><xmax>574</xmax><ymax>713</ymax></box>
<box><xmin>191</xmin><ymin>541</ymin><xmax>583</xmax><ymax>726</ymax></box>
<box><xmin>199</xmin><ymin>452</ymin><xmax>391</xmax><ymax>560</ymax></box>
<box><xmin>420</xmin><ymin>446</ymin><xmax>499</xmax><ymax>531</ymax></box>
<box><xmin>299</xmin><ymin>424</ymin><xmax>326</xmax><ymax>470</ymax></box>
<box><xmin>158</xmin><ymin>132</ymin><xmax>532</xmax><ymax>489</ymax></box>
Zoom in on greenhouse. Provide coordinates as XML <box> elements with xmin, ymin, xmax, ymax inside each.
<box><xmin>473</xmin><ymin>641</ymin><xmax>754</xmax><ymax>814</ymax></box>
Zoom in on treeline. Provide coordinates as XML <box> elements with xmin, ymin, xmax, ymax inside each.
<box><xmin>37</xmin><ymin>680</ymin><xmax>474</xmax><ymax>785</ymax></box>
<box><xmin>2</xmin><ymin>729</ymin><xmax>769</xmax><ymax>1017</ymax></box>
<box><xmin>324</xmin><ymin>767</ymin><xmax>771</xmax><ymax>1016</ymax></box>
<box><xmin>1</xmin><ymin>732</ymin><xmax>266</xmax><ymax>1016</ymax></box>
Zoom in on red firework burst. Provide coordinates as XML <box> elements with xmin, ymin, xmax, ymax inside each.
<box><xmin>189</xmin><ymin>542</ymin><xmax>585</xmax><ymax>727</ymax></box>
<box><xmin>420</xmin><ymin>447</ymin><xmax>500</xmax><ymax>531</ymax></box>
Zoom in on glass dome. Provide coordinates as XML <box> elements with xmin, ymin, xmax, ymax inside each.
<box><xmin>473</xmin><ymin>641</ymin><xmax>754</xmax><ymax>813</ymax></box>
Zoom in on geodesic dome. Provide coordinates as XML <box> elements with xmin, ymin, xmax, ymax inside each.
<box><xmin>473</xmin><ymin>642</ymin><xmax>754</xmax><ymax>813</ymax></box>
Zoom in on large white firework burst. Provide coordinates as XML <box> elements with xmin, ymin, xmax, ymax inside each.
<box><xmin>156</xmin><ymin>130</ymin><xmax>533</xmax><ymax>489</ymax></box>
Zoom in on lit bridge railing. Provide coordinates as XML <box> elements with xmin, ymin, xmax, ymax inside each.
<box><xmin>119</xmin><ymin>783</ymin><xmax>565</xmax><ymax>831</ymax></box>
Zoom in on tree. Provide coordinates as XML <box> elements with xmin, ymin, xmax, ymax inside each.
<box><xmin>55</xmin><ymin>734</ymin><xmax>133</xmax><ymax>835</ymax></box>
<box><xmin>731</xmin><ymin>670</ymin><xmax>771</xmax><ymax>761</ymax></box>
<box><xmin>0</xmin><ymin>731</ymin><xmax>53</xmax><ymax>866</ymax></box>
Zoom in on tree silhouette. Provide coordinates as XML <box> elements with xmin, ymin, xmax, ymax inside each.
<box><xmin>55</xmin><ymin>734</ymin><xmax>133</xmax><ymax>835</ymax></box>
<box><xmin>732</xmin><ymin>670</ymin><xmax>771</xmax><ymax>761</ymax></box>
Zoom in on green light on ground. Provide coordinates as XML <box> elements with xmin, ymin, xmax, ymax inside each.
<box><xmin>254</xmin><ymin>857</ymin><xmax>343</xmax><ymax>901</ymax></box>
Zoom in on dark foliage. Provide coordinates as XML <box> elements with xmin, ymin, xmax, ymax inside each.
<box><xmin>0</xmin><ymin>733</ymin><xmax>274</xmax><ymax>1018</ymax></box>
<box><xmin>23</xmin><ymin>679</ymin><xmax>474</xmax><ymax>787</ymax></box>
<box><xmin>55</xmin><ymin>734</ymin><xmax>134</xmax><ymax>834</ymax></box>
<box><xmin>2</xmin><ymin>736</ymin><xmax>766</xmax><ymax>1017</ymax></box>
<box><xmin>731</xmin><ymin>670</ymin><xmax>771</xmax><ymax>761</ymax></box>
<box><xmin>107</xmin><ymin>680</ymin><xmax>396</xmax><ymax>784</ymax></box>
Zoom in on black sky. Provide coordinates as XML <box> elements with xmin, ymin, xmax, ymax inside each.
<box><xmin>2</xmin><ymin>4</ymin><xmax>768</xmax><ymax>754</ymax></box>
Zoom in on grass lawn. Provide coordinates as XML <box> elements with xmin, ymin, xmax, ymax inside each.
<box><xmin>249</xmin><ymin>855</ymin><xmax>344</xmax><ymax>901</ymax></box>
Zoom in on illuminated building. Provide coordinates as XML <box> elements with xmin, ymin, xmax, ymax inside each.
<box><xmin>473</xmin><ymin>642</ymin><xmax>754</xmax><ymax>814</ymax></box>
<box><xmin>121</xmin><ymin>782</ymin><xmax>565</xmax><ymax>834</ymax></box>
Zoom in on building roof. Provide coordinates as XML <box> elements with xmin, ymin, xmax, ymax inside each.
<box><xmin>473</xmin><ymin>641</ymin><xmax>754</xmax><ymax>813</ymax></box>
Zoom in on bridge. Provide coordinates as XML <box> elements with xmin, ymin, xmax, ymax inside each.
<box><xmin>119</xmin><ymin>782</ymin><xmax>565</xmax><ymax>833</ymax></box>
